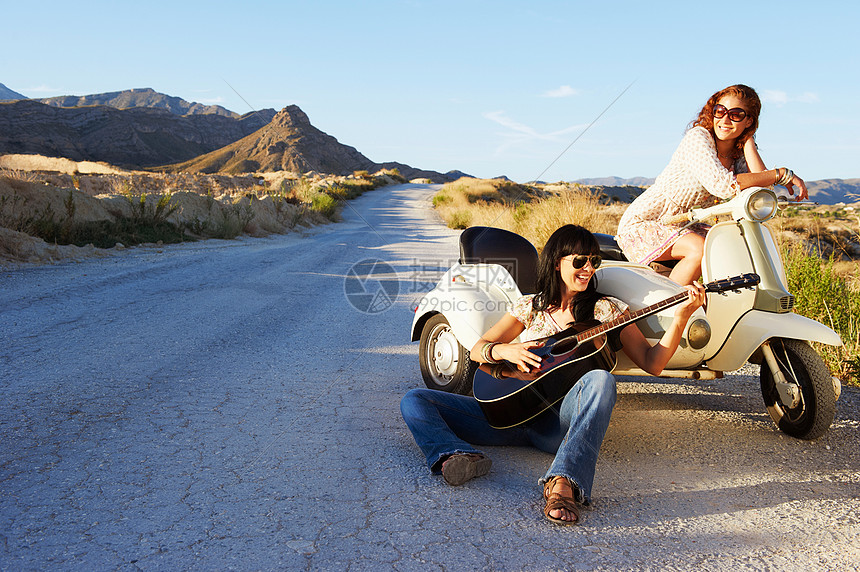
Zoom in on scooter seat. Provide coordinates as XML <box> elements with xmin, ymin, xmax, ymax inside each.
<box><xmin>594</xmin><ymin>233</ymin><xmax>628</xmax><ymax>261</ymax></box>
<box><xmin>459</xmin><ymin>226</ymin><xmax>539</xmax><ymax>294</ymax></box>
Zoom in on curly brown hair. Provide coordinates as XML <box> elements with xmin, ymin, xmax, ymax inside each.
<box><xmin>688</xmin><ymin>84</ymin><xmax>761</xmax><ymax>160</ymax></box>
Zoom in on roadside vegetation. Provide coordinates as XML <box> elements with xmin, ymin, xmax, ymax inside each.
<box><xmin>0</xmin><ymin>167</ymin><xmax>405</xmax><ymax>254</ymax></box>
<box><xmin>431</xmin><ymin>177</ymin><xmax>860</xmax><ymax>384</ymax></box>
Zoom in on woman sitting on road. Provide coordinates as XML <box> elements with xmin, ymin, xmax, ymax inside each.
<box><xmin>400</xmin><ymin>224</ymin><xmax>705</xmax><ymax>525</ymax></box>
<box><xmin>615</xmin><ymin>84</ymin><xmax>808</xmax><ymax>285</ymax></box>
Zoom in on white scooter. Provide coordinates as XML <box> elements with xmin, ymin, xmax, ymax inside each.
<box><xmin>410</xmin><ymin>186</ymin><xmax>842</xmax><ymax>440</ymax></box>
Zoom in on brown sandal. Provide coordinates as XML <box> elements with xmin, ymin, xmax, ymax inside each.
<box><xmin>543</xmin><ymin>476</ymin><xmax>580</xmax><ymax>525</ymax></box>
<box><xmin>441</xmin><ymin>453</ymin><xmax>491</xmax><ymax>486</ymax></box>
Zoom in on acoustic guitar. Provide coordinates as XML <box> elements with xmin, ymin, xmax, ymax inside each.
<box><xmin>473</xmin><ymin>273</ymin><xmax>760</xmax><ymax>428</ymax></box>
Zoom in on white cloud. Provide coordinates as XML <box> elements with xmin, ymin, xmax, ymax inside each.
<box><xmin>24</xmin><ymin>85</ymin><xmax>65</xmax><ymax>94</ymax></box>
<box><xmin>542</xmin><ymin>85</ymin><xmax>580</xmax><ymax>98</ymax></box>
<box><xmin>761</xmin><ymin>90</ymin><xmax>819</xmax><ymax>106</ymax></box>
<box><xmin>483</xmin><ymin>111</ymin><xmax>543</xmax><ymax>139</ymax></box>
<box><xmin>796</xmin><ymin>92</ymin><xmax>820</xmax><ymax>103</ymax></box>
<box><xmin>482</xmin><ymin>111</ymin><xmax>586</xmax><ymax>155</ymax></box>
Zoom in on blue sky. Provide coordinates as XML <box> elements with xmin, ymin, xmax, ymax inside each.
<box><xmin>2</xmin><ymin>0</ymin><xmax>857</xmax><ymax>182</ymax></box>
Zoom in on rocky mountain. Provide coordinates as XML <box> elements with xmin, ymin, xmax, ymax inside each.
<box><xmin>0</xmin><ymin>86</ymin><xmax>462</xmax><ymax>180</ymax></box>
<box><xmin>163</xmin><ymin>105</ymin><xmax>465</xmax><ymax>181</ymax></box>
<box><xmin>0</xmin><ymin>83</ymin><xmax>26</xmax><ymax>101</ymax></box>
<box><xmin>0</xmin><ymin>98</ymin><xmax>275</xmax><ymax>168</ymax></box>
<box><xmin>36</xmin><ymin>87</ymin><xmax>250</xmax><ymax>118</ymax></box>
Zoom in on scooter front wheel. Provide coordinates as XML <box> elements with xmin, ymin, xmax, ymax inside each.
<box><xmin>418</xmin><ymin>314</ymin><xmax>477</xmax><ymax>395</ymax></box>
<box><xmin>759</xmin><ymin>338</ymin><xmax>836</xmax><ymax>440</ymax></box>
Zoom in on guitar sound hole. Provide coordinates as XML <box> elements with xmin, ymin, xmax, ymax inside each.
<box><xmin>550</xmin><ymin>337</ymin><xmax>578</xmax><ymax>356</ymax></box>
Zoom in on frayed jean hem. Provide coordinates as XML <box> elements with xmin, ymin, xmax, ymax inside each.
<box><xmin>429</xmin><ymin>448</ymin><xmax>485</xmax><ymax>474</ymax></box>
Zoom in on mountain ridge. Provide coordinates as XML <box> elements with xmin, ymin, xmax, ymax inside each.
<box><xmin>35</xmin><ymin>87</ymin><xmax>254</xmax><ymax>118</ymax></box>
<box><xmin>0</xmin><ymin>83</ymin><xmax>26</xmax><ymax>101</ymax></box>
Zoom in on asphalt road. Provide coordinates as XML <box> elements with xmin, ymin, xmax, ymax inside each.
<box><xmin>1</xmin><ymin>183</ymin><xmax>858</xmax><ymax>571</ymax></box>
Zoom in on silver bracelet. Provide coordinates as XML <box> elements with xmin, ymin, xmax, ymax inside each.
<box><xmin>777</xmin><ymin>167</ymin><xmax>794</xmax><ymax>186</ymax></box>
<box><xmin>481</xmin><ymin>342</ymin><xmax>501</xmax><ymax>364</ymax></box>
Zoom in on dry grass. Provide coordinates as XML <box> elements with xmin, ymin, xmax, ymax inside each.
<box><xmin>433</xmin><ymin>178</ymin><xmax>623</xmax><ymax>251</ymax></box>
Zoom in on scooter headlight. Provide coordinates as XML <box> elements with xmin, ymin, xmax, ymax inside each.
<box><xmin>744</xmin><ymin>188</ymin><xmax>778</xmax><ymax>221</ymax></box>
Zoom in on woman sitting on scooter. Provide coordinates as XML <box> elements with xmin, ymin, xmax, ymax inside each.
<box><xmin>615</xmin><ymin>84</ymin><xmax>808</xmax><ymax>285</ymax></box>
<box><xmin>400</xmin><ymin>224</ymin><xmax>705</xmax><ymax>525</ymax></box>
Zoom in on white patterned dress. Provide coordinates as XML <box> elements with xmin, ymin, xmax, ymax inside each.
<box><xmin>615</xmin><ymin>126</ymin><xmax>748</xmax><ymax>265</ymax></box>
<box><xmin>511</xmin><ymin>294</ymin><xmax>628</xmax><ymax>342</ymax></box>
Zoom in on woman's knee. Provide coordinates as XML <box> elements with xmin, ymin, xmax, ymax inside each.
<box><xmin>400</xmin><ymin>388</ymin><xmax>429</xmax><ymax>418</ymax></box>
<box><xmin>674</xmin><ymin>233</ymin><xmax>704</xmax><ymax>259</ymax></box>
<box><xmin>585</xmin><ymin>370</ymin><xmax>617</xmax><ymax>407</ymax></box>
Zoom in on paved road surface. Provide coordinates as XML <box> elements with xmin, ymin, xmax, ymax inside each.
<box><xmin>1</xmin><ymin>183</ymin><xmax>858</xmax><ymax>570</ymax></box>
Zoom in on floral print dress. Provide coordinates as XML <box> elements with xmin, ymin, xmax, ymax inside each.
<box><xmin>615</xmin><ymin>126</ymin><xmax>747</xmax><ymax>265</ymax></box>
<box><xmin>511</xmin><ymin>294</ymin><xmax>628</xmax><ymax>342</ymax></box>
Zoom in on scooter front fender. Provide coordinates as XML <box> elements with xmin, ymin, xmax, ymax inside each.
<box><xmin>706</xmin><ymin>310</ymin><xmax>843</xmax><ymax>372</ymax></box>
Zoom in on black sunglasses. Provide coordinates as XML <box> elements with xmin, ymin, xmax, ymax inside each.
<box><xmin>562</xmin><ymin>254</ymin><xmax>602</xmax><ymax>269</ymax></box>
<box><xmin>713</xmin><ymin>103</ymin><xmax>748</xmax><ymax>122</ymax></box>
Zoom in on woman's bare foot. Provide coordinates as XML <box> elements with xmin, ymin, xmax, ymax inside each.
<box><xmin>543</xmin><ymin>476</ymin><xmax>579</xmax><ymax>524</ymax></box>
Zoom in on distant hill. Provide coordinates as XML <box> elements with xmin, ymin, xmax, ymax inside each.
<box><xmin>164</xmin><ymin>105</ymin><xmax>464</xmax><ymax>181</ymax></box>
<box><xmin>804</xmin><ymin>179</ymin><xmax>860</xmax><ymax>205</ymax></box>
<box><xmin>0</xmin><ymin>99</ymin><xmax>275</xmax><ymax>168</ymax></box>
<box><xmin>575</xmin><ymin>176</ymin><xmax>860</xmax><ymax>205</ymax></box>
<box><xmin>575</xmin><ymin>176</ymin><xmax>655</xmax><ymax>187</ymax></box>
<box><xmin>36</xmin><ymin>87</ymin><xmax>253</xmax><ymax>118</ymax></box>
<box><xmin>0</xmin><ymin>83</ymin><xmax>26</xmax><ymax>101</ymax></box>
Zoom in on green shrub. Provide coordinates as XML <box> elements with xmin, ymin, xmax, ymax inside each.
<box><xmin>447</xmin><ymin>210</ymin><xmax>472</xmax><ymax>229</ymax></box>
<box><xmin>432</xmin><ymin>193</ymin><xmax>452</xmax><ymax>207</ymax></box>
<box><xmin>783</xmin><ymin>242</ymin><xmax>860</xmax><ymax>384</ymax></box>
<box><xmin>311</xmin><ymin>194</ymin><xmax>338</xmax><ymax>220</ymax></box>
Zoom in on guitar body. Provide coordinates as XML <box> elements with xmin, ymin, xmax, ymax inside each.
<box><xmin>473</xmin><ymin>322</ymin><xmax>618</xmax><ymax>429</ymax></box>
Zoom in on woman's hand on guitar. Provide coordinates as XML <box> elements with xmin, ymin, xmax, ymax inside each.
<box><xmin>674</xmin><ymin>281</ymin><xmax>706</xmax><ymax>321</ymax></box>
<box><xmin>493</xmin><ymin>340</ymin><xmax>546</xmax><ymax>372</ymax></box>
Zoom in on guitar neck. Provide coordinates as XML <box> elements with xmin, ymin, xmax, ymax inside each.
<box><xmin>552</xmin><ymin>273</ymin><xmax>757</xmax><ymax>348</ymax></box>
<box><xmin>575</xmin><ymin>291</ymin><xmax>689</xmax><ymax>344</ymax></box>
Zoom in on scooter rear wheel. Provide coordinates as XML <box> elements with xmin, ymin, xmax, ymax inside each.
<box><xmin>418</xmin><ymin>314</ymin><xmax>477</xmax><ymax>395</ymax></box>
<box><xmin>759</xmin><ymin>338</ymin><xmax>836</xmax><ymax>440</ymax></box>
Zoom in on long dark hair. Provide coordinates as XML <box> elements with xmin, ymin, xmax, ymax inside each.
<box><xmin>532</xmin><ymin>224</ymin><xmax>601</xmax><ymax>324</ymax></box>
<box><xmin>689</xmin><ymin>84</ymin><xmax>761</xmax><ymax>160</ymax></box>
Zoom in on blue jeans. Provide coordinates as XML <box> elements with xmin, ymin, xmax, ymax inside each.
<box><xmin>400</xmin><ymin>370</ymin><xmax>616</xmax><ymax>505</ymax></box>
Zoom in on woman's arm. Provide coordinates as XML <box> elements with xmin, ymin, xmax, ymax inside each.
<box><xmin>743</xmin><ymin>137</ymin><xmax>767</xmax><ymax>172</ymax></box>
<box><xmin>617</xmin><ymin>283</ymin><xmax>706</xmax><ymax>375</ymax></box>
<box><xmin>470</xmin><ymin>313</ymin><xmax>545</xmax><ymax>372</ymax></box>
<box><xmin>736</xmin><ymin>169</ymin><xmax>809</xmax><ymax>200</ymax></box>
